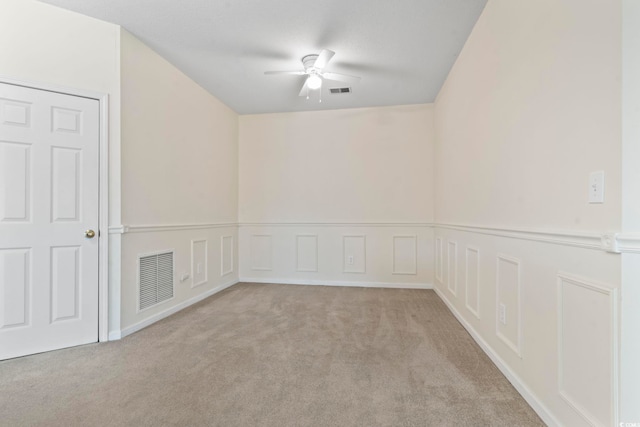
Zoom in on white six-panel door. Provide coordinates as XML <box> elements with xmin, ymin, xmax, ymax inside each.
<box><xmin>0</xmin><ymin>82</ymin><xmax>99</xmax><ymax>360</ymax></box>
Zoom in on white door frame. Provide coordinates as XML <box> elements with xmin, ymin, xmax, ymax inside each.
<box><xmin>0</xmin><ymin>75</ymin><xmax>110</xmax><ymax>342</ymax></box>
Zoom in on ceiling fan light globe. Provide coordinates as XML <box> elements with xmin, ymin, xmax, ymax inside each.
<box><xmin>307</xmin><ymin>74</ymin><xmax>322</xmax><ymax>90</ymax></box>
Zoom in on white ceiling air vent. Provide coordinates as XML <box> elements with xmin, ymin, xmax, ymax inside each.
<box><xmin>329</xmin><ymin>87</ymin><xmax>352</xmax><ymax>94</ymax></box>
<box><xmin>139</xmin><ymin>251</ymin><xmax>174</xmax><ymax>311</ymax></box>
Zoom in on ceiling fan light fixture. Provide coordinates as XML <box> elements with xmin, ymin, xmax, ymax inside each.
<box><xmin>307</xmin><ymin>74</ymin><xmax>322</xmax><ymax>90</ymax></box>
<box><xmin>264</xmin><ymin>49</ymin><xmax>359</xmax><ymax>97</ymax></box>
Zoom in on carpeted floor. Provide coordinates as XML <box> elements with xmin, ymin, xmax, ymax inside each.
<box><xmin>0</xmin><ymin>283</ymin><xmax>543</xmax><ymax>426</ymax></box>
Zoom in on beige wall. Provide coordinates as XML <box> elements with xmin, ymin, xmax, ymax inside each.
<box><xmin>119</xmin><ymin>30</ymin><xmax>239</xmax><ymax>331</ymax></box>
<box><xmin>121</xmin><ymin>30</ymin><xmax>238</xmax><ymax>225</ymax></box>
<box><xmin>239</xmin><ymin>104</ymin><xmax>434</xmax><ymax>223</ymax></box>
<box><xmin>238</xmin><ymin>105</ymin><xmax>435</xmax><ymax>287</ymax></box>
<box><xmin>0</xmin><ymin>0</ymin><xmax>119</xmax><ymax>98</ymax></box>
<box><xmin>435</xmin><ymin>0</ymin><xmax>621</xmax><ymax>231</ymax></box>
<box><xmin>433</xmin><ymin>1</ymin><xmax>622</xmax><ymax>425</ymax></box>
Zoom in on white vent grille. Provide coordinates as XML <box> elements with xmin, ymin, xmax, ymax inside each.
<box><xmin>330</xmin><ymin>87</ymin><xmax>351</xmax><ymax>94</ymax></box>
<box><xmin>139</xmin><ymin>251</ymin><xmax>174</xmax><ymax>310</ymax></box>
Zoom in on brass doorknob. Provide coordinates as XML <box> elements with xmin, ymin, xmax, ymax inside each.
<box><xmin>85</xmin><ymin>229</ymin><xmax>96</xmax><ymax>239</ymax></box>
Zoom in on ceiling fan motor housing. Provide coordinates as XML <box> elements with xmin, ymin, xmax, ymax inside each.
<box><xmin>302</xmin><ymin>54</ymin><xmax>319</xmax><ymax>71</ymax></box>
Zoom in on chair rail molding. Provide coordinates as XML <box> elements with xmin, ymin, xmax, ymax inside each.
<box><xmin>434</xmin><ymin>223</ymin><xmax>637</xmax><ymax>253</ymax></box>
<box><xmin>107</xmin><ymin>222</ymin><xmax>640</xmax><ymax>254</ymax></box>
<box><xmin>239</xmin><ymin>222</ymin><xmax>433</xmax><ymax>228</ymax></box>
<box><xmin>615</xmin><ymin>232</ymin><xmax>640</xmax><ymax>254</ymax></box>
<box><xmin>108</xmin><ymin>222</ymin><xmax>238</xmax><ymax>234</ymax></box>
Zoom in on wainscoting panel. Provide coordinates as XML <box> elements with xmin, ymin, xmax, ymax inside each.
<box><xmin>447</xmin><ymin>241</ymin><xmax>458</xmax><ymax>296</ymax></box>
<box><xmin>221</xmin><ymin>236</ymin><xmax>233</xmax><ymax>277</ymax></box>
<box><xmin>296</xmin><ymin>235</ymin><xmax>318</xmax><ymax>272</ymax></box>
<box><xmin>190</xmin><ymin>239</ymin><xmax>208</xmax><ymax>288</ymax></box>
<box><xmin>250</xmin><ymin>235</ymin><xmax>272</xmax><ymax>271</ymax></box>
<box><xmin>496</xmin><ymin>254</ymin><xmax>521</xmax><ymax>357</ymax></box>
<box><xmin>343</xmin><ymin>235</ymin><xmax>366</xmax><ymax>273</ymax></box>
<box><xmin>432</xmin><ymin>226</ymin><xmax>621</xmax><ymax>426</ymax></box>
<box><xmin>465</xmin><ymin>246</ymin><xmax>480</xmax><ymax>318</ymax></box>
<box><xmin>435</xmin><ymin>237</ymin><xmax>443</xmax><ymax>284</ymax></box>
<box><xmin>392</xmin><ymin>235</ymin><xmax>417</xmax><ymax>275</ymax></box>
<box><xmin>239</xmin><ymin>224</ymin><xmax>432</xmax><ymax>287</ymax></box>
<box><xmin>558</xmin><ymin>273</ymin><xmax>617</xmax><ymax>427</ymax></box>
<box><xmin>119</xmin><ymin>225</ymin><xmax>238</xmax><ymax>337</ymax></box>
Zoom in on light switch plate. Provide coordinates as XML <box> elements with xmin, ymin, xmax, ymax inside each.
<box><xmin>589</xmin><ymin>171</ymin><xmax>605</xmax><ymax>203</ymax></box>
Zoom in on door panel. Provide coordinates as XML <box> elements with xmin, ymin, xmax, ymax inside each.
<box><xmin>51</xmin><ymin>246</ymin><xmax>81</xmax><ymax>323</ymax></box>
<box><xmin>0</xmin><ymin>82</ymin><xmax>99</xmax><ymax>360</ymax></box>
<box><xmin>0</xmin><ymin>141</ymin><xmax>30</xmax><ymax>222</ymax></box>
<box><xmin>0</xmin><ymin>248</ymin><xmax>30</xmax><ymax>329</ymax></box>
<box><xmin>51</xmin><ymin>147</ymin><xmax>81</xmax><ymax>222</ymax></box>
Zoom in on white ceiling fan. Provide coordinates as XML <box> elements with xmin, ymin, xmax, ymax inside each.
<box><xmin>264</xmin><ymin>49</ymin><xmax>361</xmax><ymax>100</ymax></box>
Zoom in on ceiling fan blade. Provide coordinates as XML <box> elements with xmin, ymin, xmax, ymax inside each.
<box><xmin>298</xmin><ymin>78</ymin><xmax>310</xmax><ymax>97</ymax></box>
<box><xmin>313</xmin><ymin>49</ymin><xmax>335</xmax><ymax>70</ymax></box>
<box><xmin>321</xmin><ymin>72</ymin><xmax>361</xmax><ymax>84</ymax></box>
<box><xmin>264</xmin><ymin>70</ymin><xmax>306</xmax><ymax>75</ymax></box>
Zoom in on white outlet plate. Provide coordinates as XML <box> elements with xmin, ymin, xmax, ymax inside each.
<box><xmin>347</xmin><ymin>256</ymin><xmax>354</xmax><ymax>265</ymax></box>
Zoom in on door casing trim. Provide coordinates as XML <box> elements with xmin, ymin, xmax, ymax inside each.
<box><xmin>0</xmin><ymin>75</ymin><xmax>110</xmax><ymax>342</ymax></box>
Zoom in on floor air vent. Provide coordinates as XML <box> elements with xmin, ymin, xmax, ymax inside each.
<box><xmin>139</xmin><ymin>251</ymin><xmax>174</xmax><ymax>310</ymax></box>
<box><xmin>330</xmin><ymin>87</ymin><xmax>351</xmax><ymax>94</ymax></box>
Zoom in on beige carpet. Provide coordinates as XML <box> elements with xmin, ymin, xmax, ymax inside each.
<box><xmin>0</xmin><ymin>283</ymin><xmax>543</xmax><ymax>426</ymax></box>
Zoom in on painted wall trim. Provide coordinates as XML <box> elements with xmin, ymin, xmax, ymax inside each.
<box><xmin>435</xmin><ymin>237</ymin><xmax>443</xmax><ymax>283</ymax></box>
<box><xmin>342</xmin><ymin>235</ymin><xmax>367</xmax><ymax>274</ymax></box>
<box><xmin>433</xmin><ymin>287</ymin><xmax>561</xmax><ymax>427</ymax></box>
<box><xmin>435</xmin><ymin>223</ymin><xmax>619</xmax><ymax>252</ymax></box>
<box><xmin>495</xmin><ymin>254</ymin><xmax>523</xmax><ymax>358</ymax></box>
<box><xmin>295</xmin><ymin>234</ymin><xmax>319</xmax><ymax>272</ymax></box>
<box><xmin>114</xmin><ymin>279</ymin><xmax>240</xmax><ymax>339</ymax></box>
<box><xmin>108</xmin><ymin>222</ymin><xmax>640</xmax><ymax>253</ymax></box>
<box><xmin>464</xmin><ymin>246</ymin><xmax>481</xmax><ymax>320</ymax></box>
<box><xmin>447</xmin><ymin>240</ymin><xmax>458</xmax><ymax>296</ymax></box>
<box><xmin>392</xmin><ymin>235</ymin><xmax>418</xmax><ymax>275</ymax></box>
<box><xmin>191</xmin><ymin>239</ymin><xmax>209</xmax><ymax>288</ymax></box>
<box><xmin>221</xmin><ymin>235</ymin><xmax>234</xmax><ymax>277</ymax></box>
<box><xmin>557</xmin><ymin>272</ymin><xmax>619</xmax><ymax>427</ymax></box>
<box><xmin>240</xmin><ymin>222</ymin><xmax>434</xmax><ymax>228</ymax></box>
<box><xmin>108</xmin><ymin>222</ymin><xmax>237</xmax><ymax>234</ymax></box>
<box><xmin>616</xmin><ymin>233</ymin><xmax>640</xmax><ymax>254</ymax></box>
<box><xmin>240</xmin><ymin>277</ymin><xmax>432</xmax><ymax>289</ymax></box>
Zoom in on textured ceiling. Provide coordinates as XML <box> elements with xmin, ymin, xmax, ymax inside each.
<box><xmin>39</xmin><ymin>0</ymin><xmax>487</xmax><ymax>114</ymax></box>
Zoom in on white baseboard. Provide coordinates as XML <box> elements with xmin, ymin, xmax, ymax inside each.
<box><xmin>239</xmin><ymin>277</ymin><xmax>433</xmax><ymax>289</ymax></box>
<box><xmin>113</xmin><ymin>278</ymin><xmax>240</xmax><ymax>340</ymax></box>
<box><xmin>433</xmin><ymin>286</ymin><xmax>560</xmax><ymax>427</ymax></box>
